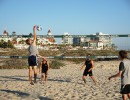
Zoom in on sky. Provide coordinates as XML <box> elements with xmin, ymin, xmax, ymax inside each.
<box><xmin>0</xmin><ymin>0</ymin><xmax>130</xmax><ymax>49</ymax></box>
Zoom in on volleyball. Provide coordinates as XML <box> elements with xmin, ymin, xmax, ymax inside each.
<box><xmin>37</xmin><ymin>25</ymin><xmax>42</xmax><ymax>31</ymax></box>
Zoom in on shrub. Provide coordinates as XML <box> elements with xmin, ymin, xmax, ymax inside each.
<box><xmin>50</xmin><ymin>60</ymin><xmax>65</xmax><ymax>69</ymax></box>
<box><xmin>0</xmin><ymin>59</ymin><xmax>28</xmax><ymax>69</ymax></box>
<box><xmin>0</xmin><ymin>41</ymin><xmax>14</xmax><ymax>48</ymax></box>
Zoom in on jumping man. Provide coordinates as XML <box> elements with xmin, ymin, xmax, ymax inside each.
<box><xmin>26</xmin><ymin>26</ymin><xmax>43</xmax><ymax>85</ymax></box>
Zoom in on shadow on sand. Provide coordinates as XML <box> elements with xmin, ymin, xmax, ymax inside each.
<box><xmin>48</xmin><ymin>78</ymin><xmax>71</xmax><ymax>83</ymax></box>
<box><xmin>0</xmin><ymin>89</ymin><xmax>52</xmax><ymax>100</ymax></box>
<box><xmin>0</xmin><ymin>76</ymin><xmax>28</xmax><ymax>81</ymax></box>
<box><xmin>0</xmin><ymin>89</ymin><xmax>30</xmax><ymax>97</ymax></box>
<box><xmin>0</xmin><ymin>75</ymin><xmax>42</xmax><ymax>82</ymax></box>
<box><xmin>39</xmin><ymin>96</ymin><xmax>53</xmax><ymax>100</ymax></box>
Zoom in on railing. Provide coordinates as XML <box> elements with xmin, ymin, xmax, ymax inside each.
<box><xmin>0</xmin><ymin>55</ymin><xmax>119</xmax><ymax>60</ymax></box>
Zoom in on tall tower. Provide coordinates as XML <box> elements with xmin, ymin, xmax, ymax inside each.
<box><xmin>3</xmin><ymin>28</ymin><xmax>8</xmax><ymax>36</ymax></box>
<box><xmin>47</xmin><ymin>29</ymin><xmax>55</xmax><ymax>43</ymax></box>
<box><xmin>47</xmin><ymin>29</ymin><xmax>52</xmax><ymax>36</ymax></box>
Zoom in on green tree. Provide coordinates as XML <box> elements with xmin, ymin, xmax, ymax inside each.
<box><xmin>0</xmin><ymin>40</ymin><xmax>14</xmax><ymax>48</ymax></box>
<box><xmin>29</xmin><ymin>33</ymin><xmax>33</xmax><ymax>37</ymax></box>
<box><xmin>1</xmin><ymin>42</ymin><xmax>8</xmax><ymax>48</ymax></box>
<box><xmin>1</xmin><ymin>39</ymin><xmax>4</xmax><ymax>43</ymax></box>
<box><xmin>12</xmin><ymin>31</ymin><xmax>16</xmax><ymax>36</ymax></box>
<box><xmin>0</xmin><ymin>42</ymin><xmax>2</xmax><ymax>47</ymax></box>
<box><xmin>8</xmin><ymin>40</ymin><xmax>14</xmax><ymax>48</ymax></box>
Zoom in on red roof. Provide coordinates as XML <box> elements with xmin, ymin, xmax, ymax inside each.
<box><xmin>3</xmin><ymin>30</ymin><xmax>7</xmax><ymax>34</ymax></box>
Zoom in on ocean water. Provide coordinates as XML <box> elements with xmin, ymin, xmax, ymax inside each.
<box><xmin>112</xmin><ymin>37</ymin><xmax>130</xmax><ymax>50</ymax></box>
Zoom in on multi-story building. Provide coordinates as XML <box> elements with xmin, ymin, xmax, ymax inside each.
<box><xmin>63</xmin><ymin>32</ymin><xmax>112</xmax><ymax>50</ymax></box>
<box><xmin>90</xmin><ymin>32</ymin><xmax>112</xmax><ymax>49</ymax></box>
<box><xmin>62</xmin><ymin>32</ymin><xmax>73</xmax><ymax>45</ymax></box>
<box><xmin>73</xmin><ymin>37</ymin><xmax>80</xmax><ymax>46</ymax></box>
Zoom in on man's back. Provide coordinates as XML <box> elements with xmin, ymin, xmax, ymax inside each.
<box><xmin>122</xmin><ymin>59</ymin><xmax>130</xmax><ymax>85</ymax></box>
<box><xmin>28</xmin><ymin>44</ymin><xmax>38</xmax><ymax>56</ymax></box>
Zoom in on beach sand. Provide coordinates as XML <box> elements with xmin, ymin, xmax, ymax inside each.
<box><xmin>0</xmin><ymin>61</ymin><xmax>122</xmax><ymax>100</ymax></box>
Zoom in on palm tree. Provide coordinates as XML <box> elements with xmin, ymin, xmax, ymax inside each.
<box><xmin>12</xmin><ymin>31</ymin><xmax>16</xmax><ymax>36</ymax></box>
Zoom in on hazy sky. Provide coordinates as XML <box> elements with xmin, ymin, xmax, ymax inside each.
<box><xmin>0</xmin><ymin>0</ymin><xmax>130</xmax><ymax>49</ymax></box>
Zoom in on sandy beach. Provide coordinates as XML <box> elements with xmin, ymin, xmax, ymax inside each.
<box><xmin>0</xmin><ymin>61</ymin><xmax>122</xmax><ymax>100</ymax></box>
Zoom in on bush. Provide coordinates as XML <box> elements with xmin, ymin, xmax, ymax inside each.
<box><xmin>0</xmin><ymin>41</ymin><xmax>14</xmax><ymax>48</ymax></box>
<box><xmin>0</xmin><ymin>59</ymin><xmax>28</xmax><ymax>69</ymax></box>
<box><xmin>50</xmin><ymin>60</ymin><xmax>65</xmax><ymax>69</ymax></box>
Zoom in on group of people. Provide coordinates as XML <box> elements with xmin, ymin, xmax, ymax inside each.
<box><xmin>26</xmin><ymin>26</ymin><xmax>130</xmax><ymax>100</ymax></box>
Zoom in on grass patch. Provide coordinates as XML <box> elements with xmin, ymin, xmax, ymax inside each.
<box><xmin>50</xmin><ymin>60</ymin><xmax>65</xmax><ymax>69</ymax></box>
<box><xmin>0</xmin><ymin>59</ymin><xmax>28</xmax><ymax>69</ymax></box>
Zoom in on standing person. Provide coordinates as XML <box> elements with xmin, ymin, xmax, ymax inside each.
<box><xmin>39</xmin><ymin>58</ymin><xmax>49</xmax><ymax>83</ymax></box>
<box><xmin>108</xmin><ymin>50</ymin><xmax>130</xmax><ymax>100</ymax></box>
<box><xmin>80</xmin><ymin>54</ymin><xmax>97</xmax><ymax>84</ymax></box>
<box><xmin>26</xmin><ymin>26</ymin><xmax>43</xmax><ymax>85</ymax></box>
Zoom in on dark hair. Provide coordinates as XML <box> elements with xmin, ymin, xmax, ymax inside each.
<box><xmin>119</xmin><ymin>50</ymin><xmax>128</xmax><ymax>59</ymax></box>
<box><xmin>87</xmin><ymin>53</ymin><xmax>91</xmax><ymax>56</ymax></box>
<box><xmin>26</xmin><ymin>38</ymin><xmax>30</xmax><ymax>45</ymax></box>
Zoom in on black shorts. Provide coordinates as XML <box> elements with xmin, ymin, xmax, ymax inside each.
<box><xmin>83</xmin><ymin>70</ymin><xmax>93</xmax><ymax>76</ymax></box>
<box><xmin>120</xmin><ymin>84</ymin><xmax>130</xmax><ymax>94</ymax></box>
<box><xmin>28</xmin><ymin>55</ymin><xmax>37</xmax><ymax>66</ymax></box>
<box><xmin>42</xmin><ymin>70</ymin><xmax>48</xmax><ymax>75</ymax></box>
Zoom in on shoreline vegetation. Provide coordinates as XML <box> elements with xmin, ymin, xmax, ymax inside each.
<box><xmin>0</xmin><ymin>48</ymin><xmax>130</xmax><ymax>69</ymax></box>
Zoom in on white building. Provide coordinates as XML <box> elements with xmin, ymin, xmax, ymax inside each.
<box><xmin>62</xmin><ymin>32</ymin><xmax>73</xmax><ymax>45</ymax></box>
<box><xmin>82</xmin><ymin>32</ymin><xmax>112</xmax><ymax>49</ymax></box>
<box><xmin>0</xmin><ymin>37</ymin><xmax>12</xmax><ymax>42</ymax></box>
<box><xmin>94</xmin><ymin>32</ymin><xmax>112</xmax><ymax>49</ymax></box>
<box><xmin>0</xmin><ymin>29</ymin><xmax>57</xmax><ymax>49</ymax></box>
<box><xmin>62</xmin><ymin>32</ymin><xmax>112</xmax><ymax>50</ymax></box>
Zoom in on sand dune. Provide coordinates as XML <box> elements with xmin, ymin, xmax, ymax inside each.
<box><xmin>0</xmin><ymin>61</ymin><xmax>122</xmax><ymax>100</ymax></box>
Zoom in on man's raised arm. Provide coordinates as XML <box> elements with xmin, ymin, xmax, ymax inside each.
<box><xmin>33</xmin><ymin>26</ymin><xmax>37</xmax><ymax>45</ymax></box>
